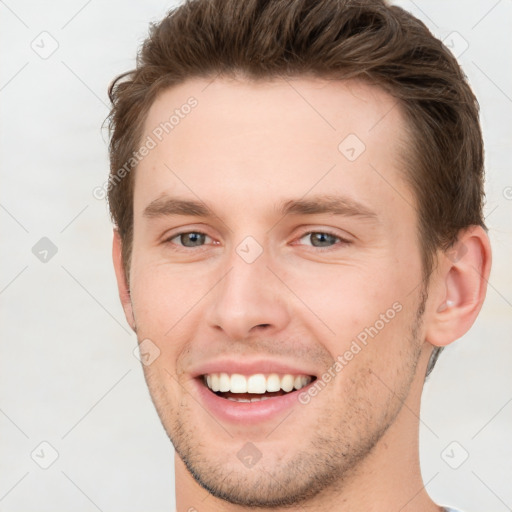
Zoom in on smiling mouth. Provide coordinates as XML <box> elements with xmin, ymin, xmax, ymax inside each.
<box><xmin>201</xmin><ymin>372</ymin><xmax>316</xmax><ymax>402</ymax></box>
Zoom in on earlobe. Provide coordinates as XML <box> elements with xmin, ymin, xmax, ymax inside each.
<box><xmin>426</xmin><ymin>226</ymin><xmax>492</xmax><ymax>348</ymax></box>
<box><xmin>112</xmin><ymin>229</ymin><xmax>136</xmax><ymax>331</ymax></box>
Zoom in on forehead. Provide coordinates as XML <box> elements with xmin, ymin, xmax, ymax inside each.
<box><xmin>134</xmin><ymin>76</ymin><xmax>413</xmax><ymax>223</ymax></box>
<box><xmin>143</xmin><ymin>76</ymin><xmax>407</xmax><ymax>156</ymax></box>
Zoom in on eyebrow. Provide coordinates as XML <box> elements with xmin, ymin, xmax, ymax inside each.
<box><xmin>143</xmin><ymin>197</ymin><xmax>211</xmax><ymax>218</ymax></box>
<box><xmin>278</xmin><ymin>195</ymin><xmax>377</xmax><ymax>219</ymax></box>
<box><xmin>143</xmin><ymin>194</ymin><xmax>377</xmax><ymax>221</ymax></box>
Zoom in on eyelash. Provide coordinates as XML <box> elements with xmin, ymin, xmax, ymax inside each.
<box><xmin>163</xmin><ymin>230</ymin><xmax>351</xmax><ymax>251</ymax></box>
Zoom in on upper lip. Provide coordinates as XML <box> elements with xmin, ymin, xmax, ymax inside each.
<box><xmin>190</xmin><ymin>358</ymin><xmax>318</xmax><ymax>379</ymax></box>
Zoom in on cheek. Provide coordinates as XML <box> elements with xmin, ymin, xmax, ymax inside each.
<box><xmin>282</xmin><ymin>260</ymin><xmax>406</xmax><ymax>330</ymax></box>
<box><xmin>129</xmin><ymin>258</ymin><xmax>211</xmax><ymax>341</ymax></box>
<box><xmin>280</xmin><ymin>257</ymin><xmax>421</xmax><ymax>381</ymax></box>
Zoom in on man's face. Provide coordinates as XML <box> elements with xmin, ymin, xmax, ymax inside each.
<box><xmin>121</xmin><ymin>77</ymin><xmax>432</xmax><ymax>506</ymax></box>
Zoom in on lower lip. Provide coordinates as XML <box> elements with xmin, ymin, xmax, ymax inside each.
<box><xmin>192</xmin><ymin>377</ymin><xmax>315</xmax><ymax>425</ymax></box>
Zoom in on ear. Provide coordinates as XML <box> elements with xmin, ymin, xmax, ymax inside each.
<box><xmin>112</xmin><ymin>228</ymin><xmax>136</xmax><ymax>331</ymax></box>
<box><xmin>425</xmin><ymin>226</ymin><xmax>492</xmax><ymax>347</ymax></box>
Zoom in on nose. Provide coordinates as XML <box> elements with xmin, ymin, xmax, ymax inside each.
<box><xmin>206</xmin><ymin>245</ymin><xmax>291</xmax><ymax>341</ymax></box>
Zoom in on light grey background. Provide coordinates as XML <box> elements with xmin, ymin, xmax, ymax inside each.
<box><xmin>0</xmin><ymin>1</ymin><xmax>511</xmax><ymax>511</ymax></box>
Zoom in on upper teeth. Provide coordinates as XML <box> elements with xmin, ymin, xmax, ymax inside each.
<box><xmin>204</xmin><ymin>373</ymin><xmax>312</xmax><ymax>394</ymax></box>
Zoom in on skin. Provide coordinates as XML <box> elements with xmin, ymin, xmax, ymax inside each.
<box><xmin>112</xmin><ymin>77</ymin><xmax>491</xmax><ymax>512</ymax></box>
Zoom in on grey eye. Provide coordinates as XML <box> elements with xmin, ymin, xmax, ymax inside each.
<box><xmin>302</xmin><ymin>232</ymin><xmax>339</xmax><ymax>247</ymax></box>
<box><xmin>174</xmin><ymin>232</ymin><xmax>208</xmax><ymax>247</ymax></box>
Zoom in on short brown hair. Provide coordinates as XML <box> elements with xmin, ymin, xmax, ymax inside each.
<box><xmin>107</xmin><ymin>0</ymin><xmax>486</xmax><ymax>377</ymax></box>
